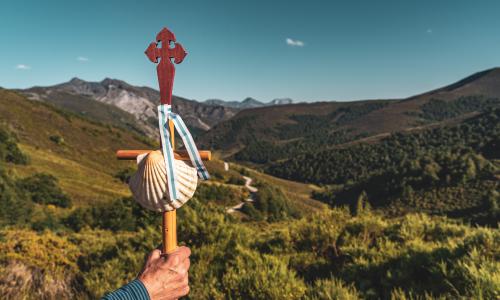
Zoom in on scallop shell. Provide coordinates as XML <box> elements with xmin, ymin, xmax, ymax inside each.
<box><xmin>129</xmin><ymin>150</ymin><xmax>198</xmax><ymax>212</ymax></box>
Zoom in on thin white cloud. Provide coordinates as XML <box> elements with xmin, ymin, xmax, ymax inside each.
<box><xmin>16</xmin><ymin>64</ymin><xmax>31</xmax><ymax>70</ymax></box>
<box><xmin>77</xmin><ymin>56</ymin><xmax>89</xmax><ymax>62</ymax></box>
<box><xmin>426</xmin><ymin>29</ymin><xmax>433</xmax><ymax>34</ymax></box>
<box><xmin>286</xmin><ymin>38</ymin><xmax>305</xmax><ymax>47</ymax></box>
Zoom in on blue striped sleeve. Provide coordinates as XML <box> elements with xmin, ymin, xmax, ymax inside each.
<box><xmin>101</xmin><ymin>279</ymin><xmax>150</xmax><ymax>300</ymax></box>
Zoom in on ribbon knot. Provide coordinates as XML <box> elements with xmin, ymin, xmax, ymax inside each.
<box><xmin>158</xmin><ymin>104</ymin><xmax>209</xmax><ymax>202</ymax></box>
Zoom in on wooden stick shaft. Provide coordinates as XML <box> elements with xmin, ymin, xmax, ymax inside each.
<box><xmin>162</xmin><ymin>119</ymin><xmax>177</xmax><ymax>255</ymax></box>
<box><xmin>162</xmin><ymin>210</ymin><xmax>177</xmax><ymax>254</ymax></box>
<box><xmin>116</xmin><ymin>150</ymin><xmax>211</xmax><ymax>161</ymax></box>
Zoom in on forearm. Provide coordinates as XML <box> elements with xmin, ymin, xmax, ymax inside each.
<box><xmin>101</xmin><ymin>279</ymin><xmax>150</xmax><ymax>300</ymax></box>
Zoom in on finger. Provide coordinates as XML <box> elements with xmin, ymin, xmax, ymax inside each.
<box><xmin>163</xmin><ymin>247</ymin><xmax>191</xmax><ymax>268</ymax></box>
<box><xmin>148</xmin><ymin>249</ymin><xmax>162</xmax><ymax>262</ymax></box>
<box><xmin>169</xmin><ymin>257</ymin><xmax>190</xmax><ymax>273</ymax></box>
<box><xmin>139</xmin><ymin>249</ymin><xmax>162</xmax><ymax>276</ymax></box>
<box><xmin>178</xmin><ymin>258</ymin><xmax>190</xmax><ymax>275</ymax></box>
<box><xmin>173</xmin><ymin>246</ymin><xmax>191</xmax><ymax>261</ymax></box>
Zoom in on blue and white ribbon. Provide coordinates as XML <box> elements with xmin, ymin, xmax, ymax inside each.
<box><xmin>158</xmin><ymin>104</ymin><xmax>209</xmax><ymax>202</ymax></box>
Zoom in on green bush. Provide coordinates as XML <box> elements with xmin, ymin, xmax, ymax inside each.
<box><xmin>306</xmin><ymin>277</ymin><xmax>359</xmax><ymax>300</ymax></box>
<box><xmin>0</xmin><ymin>166</ymin><xmax>33</xmax><ymax>226</ymax></box>
<box><xmin>252</xmin><ymin>183</ymin><xmax>299</xmax><ymax>221</ymax></box>
<box><xmin>1</xmin><ymin>199</ymin><xmax>499</xmax><ymax>299</ymax></box>
<box><xmin>114</xmin><ymin>167</ymin><xmax>135</xmax><ymax>184</ymax></box>
<box><xmin>65</xmin><ymin>197</ymin><xmax>158</xmax><ymax>232</ymax></box>
<box><xmin>222</xmin><ymin>248</ymin><xmax>307</xmax><ymax>299</ymax></box>
<box><xmin>49</xmin><ymin>134</ymin><xmax>65</xmax><ymax>145</ymax></box>
<box><xmin>194</xmin><ymin>184</ymin><xmax>246</xmax><ymax>206</ymax></box>
<box><xmin>0</xmin><ymin>127</ymin><xmax>29</xmax><ymax>164</ymax></box>
<box><xmin>227</xmin><ymin>175</ymin><xmax>245</xmax><ymax>185</ymax></box>
<box><xmin>17</xmin><ymin>173</ymin><xmax>72</xmax><ymax>208</ymax></box>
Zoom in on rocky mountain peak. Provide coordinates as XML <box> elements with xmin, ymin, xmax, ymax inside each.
<box><xmin>20</xmin><ymin>77</ymin><xmax>239</xmax><ymax>138</ymax></box>
<box><xmin>100</xmin><ymin>78</ymin><xmax>130</xmax><ymax>89</ymax></box>
<box><xmin>69</xmin><ymin>77</ymin><xmax>84</xmax><ymax>84</ymax></box>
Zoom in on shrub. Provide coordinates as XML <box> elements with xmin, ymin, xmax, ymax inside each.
<box><xmin>0</xmin><ymin>167</ymin><xmax>33</xmax><ymax>226</ymax></box>
<box><xmin>306</xmin><ymin>277</ymin><xmax>359</xmax><ymax>300</ymax></box>
<box><xmin>0</xmin><ymin>127</ymin><xmax>29</xmax><ymax>164</ymax></box>
<box><xmin>65</xmin><ymin>197</ymin><xmax>159</xmax><ymax>232</ymax></box>
<box><xmin>194</xmin><ymin>184</ymin><xmax>246</xmax><ymax>206</ymax></box>
<box><xmin>253</xmin><ymin>183</ymin><xmax>298</xmax><ymax>221</ymax></box>
<box><xmin>227</xmin><ymin>175</ymin><xmax>245</xmax><ymax>185</ymax></box>
<box><xmin>49</xmin><ymin>134</ymin><xmax>65</xmax><ymax>145</ymax></box>
<box><xmin>114</xmin><ymin>167</ymin><xmax>135</xmax><ymax>184</ymax></box>
<box><xmin>17</xmin><ymin>173</ymin><xmax>72</xmax><ymax>208</ymax></box>
<box><xmin>222</xmin><ymin>248</ymin><xmax>307</xmax><ymax>299</ymax></box>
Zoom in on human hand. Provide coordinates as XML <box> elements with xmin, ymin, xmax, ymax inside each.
<box><xmin>138</xmin><ymin>247</ymin><xmax>191</xmax><ymax>300</ymax></box>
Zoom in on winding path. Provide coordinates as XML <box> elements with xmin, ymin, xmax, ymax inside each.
<box><xmin>227</xmin><ymin>175</ymin><xmax>258</xmax><ymax>213</ymax></box>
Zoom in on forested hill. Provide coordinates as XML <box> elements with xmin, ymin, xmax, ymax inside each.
<box><xmin>270</xmin><ymin>108</ymin><xmax>499</xmax><ymax>225</ymax></box>
<box><xmin>200</xmin><ymin>68</ymin><xmax>500</xmax><ymax>161</ymax></box>
<box><xmin>198</xmin><ymin>68</ymin><xmax>500</xmax><ymax>226</ymax></box>
<box><xmin>1</xmin><ymin>81</ymin><xmax>499</xmax><ymax>298</ymax></box>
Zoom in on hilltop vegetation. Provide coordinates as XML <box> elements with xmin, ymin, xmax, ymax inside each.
<box><xmin>416</xmin><ymin>95</ymin><xmax>500</xmax><ymax>122</ymax></box>
<box><xmin>1</xmin><ymin>116</ymin><xmax>498</xmax><ymax>299</ymax></box>
<box><xmin>0</xmin><ymin>127</ymin><xmax>28</xmax><ymax>165</ymax></box>
<box><xmin>202</xmin><ymin>69</ymin><xmax>500</xmax><ymax>169</ymax></box>
<box><xmin>269</xmin><ymin>109</ymin><xmax>500</xmax><ymax>225</ymax></box>
<box><xmin>201</xmin><ymin>100</ymin><xmax>394</xmax><ymax>161</ymax></box>
<box><xmin>200</xmin><ymin>71</ymin><xmax>500</xmax><ymax>226</ymax></box>
<box><xmin>1</xmin><ymin>68</ymin><xmax>500</xmax><ymax>299</ymax></box>
<box><xmin>0</xmin><ymin>197</ymin><xmax>498</xmax><ymax>299</ymax></box>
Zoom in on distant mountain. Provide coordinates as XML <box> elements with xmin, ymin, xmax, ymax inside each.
<box><xmin>269</xmin><ymin>98</ymin><xmax>294</xmax><ymax>105</ymax></box>
<box><xmin>20</xmin><ymin>78</ymin><xmax>238</xmax><ymax>137</ymax></box>
<box><xmin>240</xmin><ymin>97</ymin><xmax>265</xmax><ymax>108</ymax></box>
<box><xmin>203</xmin><ymin>97</ymin><xmax>294</xmax><ymax>109</ymax></box>
<box><xmin>204</xmin><ymin>97</ymin><xmax>264</xmax><ymax>109</ymax></box>
<box><xmin>200</xmin><ymin>67</ymin><xmax>500</xmax><ymax>159</ymax></box>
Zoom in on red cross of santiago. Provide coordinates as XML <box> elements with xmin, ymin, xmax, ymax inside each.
<box><xmin>145</xmin><ymin>27</ymin><xmax>187</xmax><ymax>105</ymax></box>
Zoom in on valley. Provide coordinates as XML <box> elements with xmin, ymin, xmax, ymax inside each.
<box><xmin>0</xmin><ymin>68</ymin><xmax>498</xmax><ymax>299</ymax></box>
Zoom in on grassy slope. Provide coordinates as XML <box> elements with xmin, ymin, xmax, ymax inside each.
<box><xmin>0</xmin><ymin>88</ymin><xmax>319</xmax><ymax>209</ymax></box>
<box><xmin>0</xmin><ymin>89</ymin><xmax>150</xmax><ymax>205</ymax></box>
<box><xmin>199</xmin><ymin>100</ymin><xmax>392</xmax><ymax>153</ymax></box>
<box><xmin>23</xmin><ymin>89</ymin><xmax>148</xmax><ymax>136</ymax></box>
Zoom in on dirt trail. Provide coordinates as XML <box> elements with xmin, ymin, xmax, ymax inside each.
<box><xmin>227</xmin><ymin>175</ymin><xmax>258</xmax><ymax>213</ymax></box>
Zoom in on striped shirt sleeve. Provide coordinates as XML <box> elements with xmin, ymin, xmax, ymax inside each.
<box><xmin>101</xmin><ymin>279</ymin><xmax>150</xmax><ymax>300</ymax></box>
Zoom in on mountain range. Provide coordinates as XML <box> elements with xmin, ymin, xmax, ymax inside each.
<box><xmin>20</xmin><ymin>78</ymin><xmax>239</xmax><ymax>137</ymax></box>
<box><xmin>19</xmin><ymin>79</ymin><xmax>295</xmax><ymax>138</ymax></box>
<box><xmin>200</xmin><ymin>67</ymin><xmax>500</xmax><ymax>157</ymax></box>
<box><xmin>204</xmin><ymin>97</ymin><xmax>294</xmax><ymax>109</ymax></box>
<box><xmin>10</xmin><ymin>67</ymin><xmax>500</xmax><ymax>163</ymax></box>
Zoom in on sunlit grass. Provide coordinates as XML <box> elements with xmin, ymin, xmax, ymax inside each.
<box><xmin>8</xmin><ymin>144</ymin><xmax>131</xmax><ymax>205</ymax></box>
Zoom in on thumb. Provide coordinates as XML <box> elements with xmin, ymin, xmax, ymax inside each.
<box><xmin>147</xmin><ymin>249</ymin><xmax>162</xmax><ymax>263</ymax></box>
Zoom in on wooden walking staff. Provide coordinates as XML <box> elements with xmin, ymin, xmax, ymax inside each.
<box><xmin>116</xmin><ymin>27</ymin><xmax>211</xmax><ymax>255</ymax></box>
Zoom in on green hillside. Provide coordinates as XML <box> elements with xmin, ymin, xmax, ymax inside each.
<box><xmin>23</xmin><ymin>88</ymin><xmax>148</xmax><ymax>135</ymax></box>
<box><xmin>0</xmin><ymin>88</ymin><xmax>152</xmax><ymax>205</ymax></box>
<box><xmin>199</xmin><ymin>69</ymin><xmax>500</xmax><ymax>225</ymax></box>
<box><xmin>0</xmin><ymin>88</ymin><xmax>316</xmax><ymax>209</ymax></box>
<box><xmin>201</xmin><ymin>68</ymin><xmax>500</xmax><ymax>164</ymax></box>
<box><xmin>270</xmin><ymin>109</ymin><xmax>499</xmax><ymax>225</ymax></box>
<box><xmin>0</xmin><ymin>82</ymin><xmax>499</xmax><ymax>299</ymax></box>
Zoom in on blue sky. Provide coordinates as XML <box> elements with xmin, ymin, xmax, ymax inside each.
<box><xmin>1</xmin><ymin>0</ymin><xmax>499</xmax><ymax>102</ymax></box>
